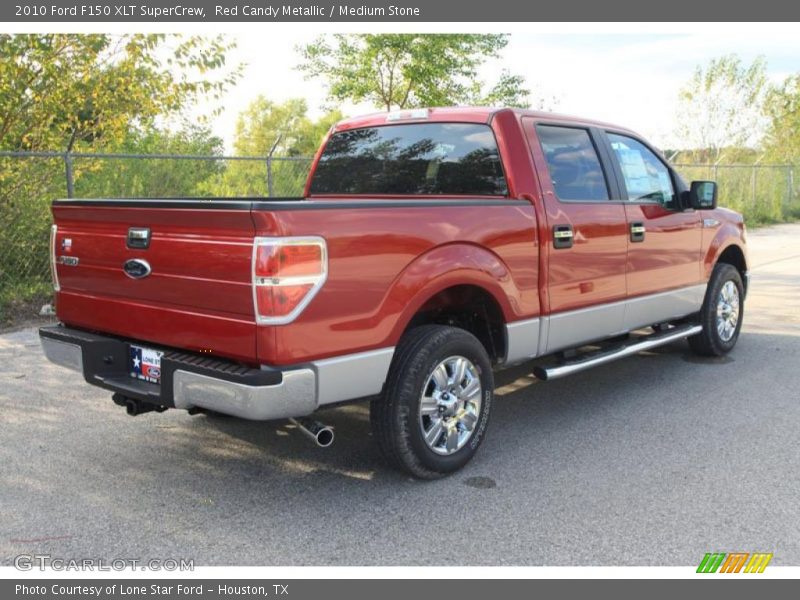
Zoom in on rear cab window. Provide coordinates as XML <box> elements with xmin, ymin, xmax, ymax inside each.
<box><xmin>536</xmin><ymin>125</ymin><xmax>610</xmax><ymax>201</ymax></box>
<box><xmin>309</xmin><ymin>122</ymin><xmax>508</xmax><ymax>196</ymax></box>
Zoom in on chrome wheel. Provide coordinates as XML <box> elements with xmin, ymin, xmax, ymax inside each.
<box><xmin>716</xmin><ymin>280</ymin><xmax>740</xmax><ymax>342</ymax></box>
<box><xmin>418</xmin><ymin>355</ymin><xmax>483</xmax><ymax>456</ymax></box>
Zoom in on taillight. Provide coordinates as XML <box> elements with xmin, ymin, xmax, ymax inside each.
<box><xmin>50</xmin><ymin>224</ymin><xmax>60</xmax><ymax>292</ymax></box>
<box><xmin>252</xmin><ymin>237</ymin><xmax>327</xmax><ymax>325</ymax></box>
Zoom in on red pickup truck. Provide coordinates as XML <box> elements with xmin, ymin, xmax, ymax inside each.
<box><xmin>40</xmin><ymin>107</ymin><xmax>748</xmax><ymax>478</ymax></box>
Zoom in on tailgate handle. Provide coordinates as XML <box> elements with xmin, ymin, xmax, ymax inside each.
<box><xmin>127</xmin><ymin>227</ymin><xmax>151</xmax><ymax>249</ymax></box>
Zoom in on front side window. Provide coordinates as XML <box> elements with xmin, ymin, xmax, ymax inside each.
<box><xmin>536</xmin><ymin>125</ymin><xmax>609</xmax><ymax>201</ymax></box>
<box><xmin>310</xmin><ymin>123</ymin><xmax>507</xmax><ymax>196</ymax></box>
<box><xmin>607</xmin><ymin>133</ymin><xmax>676</xmax><ymax>208</ymax></box>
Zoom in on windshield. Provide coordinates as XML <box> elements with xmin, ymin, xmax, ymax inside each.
<box><xmin>310</xmin><ymin>122</ymin><xmax>508</xmax><ymax>196</ymax></box>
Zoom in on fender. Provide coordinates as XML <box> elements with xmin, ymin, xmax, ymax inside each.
<box><xmin>703</xmin><ymin>220</ymin><xmax>748</xmax><ymax>281</ymax></box>
<box><xmin>382</xmin><ymin>242</ymin><xmax>534</xmax><ymax>346</ymax></box>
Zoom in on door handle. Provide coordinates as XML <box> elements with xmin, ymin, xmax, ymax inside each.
<box><xmin>553</xmin><ymin>224</ymin><xmax>573</xmax><ymax>249</ymax></box>
<box><xmin>630</xmin><ymin>222</ymin><xmax>646</xmax><ymax>243</ymax></box>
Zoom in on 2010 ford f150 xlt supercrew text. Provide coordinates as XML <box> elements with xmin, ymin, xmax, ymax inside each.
<box><xmin>40</xmin><ymin>107</ymin><xmax>748</xmax><ymax>478</ymax></box>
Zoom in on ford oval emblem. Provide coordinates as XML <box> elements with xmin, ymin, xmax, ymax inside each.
<box><xmin>123</xmin><ymin>258</ymin><xmax>151</xmax><ymax>279</ymax></box>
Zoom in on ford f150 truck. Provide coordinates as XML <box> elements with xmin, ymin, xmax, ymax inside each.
<box><xmin>40</xmin><ymin>107</ymin><xmax>748</xmax><ymax>478</ymax></box>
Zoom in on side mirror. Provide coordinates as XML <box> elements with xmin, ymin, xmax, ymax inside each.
<box><xmin>685</xmin><ymin>180</ymin><xmax>718</xmax><ymax>210</ymax></box>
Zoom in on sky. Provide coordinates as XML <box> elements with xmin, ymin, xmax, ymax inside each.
<box><xmin>195</xmin><ymin>28</ymin><xmax>800</xmax><ymax>153</ymax></box>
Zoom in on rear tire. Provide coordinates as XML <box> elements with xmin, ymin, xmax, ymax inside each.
<box><xmin>371</xmin><ymin>325</ymin><xmax>494</xmax><ymax>479</ymax></box>
<box><xmin>688</xmin><ymin>263</ymin><xmax>744</xmax><ymax>356</ymax></box>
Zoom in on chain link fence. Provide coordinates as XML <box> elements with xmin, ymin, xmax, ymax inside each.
<box><xmin>1</xmin><ymin>152</ymin><xmax>798</xmax><ymax>327</ymax></box>
<box><xmin>0</xmin><ymin>151</ymin><xmax>313</xmax><ymax>326</ymax></box>
<box><xmin>674</xmin><ymin>163</ymin><xmax>798</xmax><ymax>224</ymax></box>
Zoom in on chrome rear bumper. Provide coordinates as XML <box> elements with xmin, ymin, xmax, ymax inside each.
<box><xmin>171</xmin><ymin>368</ymin><xmax>316</xmax><ymax>420</ymax></box>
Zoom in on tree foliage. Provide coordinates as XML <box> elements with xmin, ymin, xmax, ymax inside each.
<box><xmin>673</xmin><ymin>54</ymin><xmax>800</xmax><ymax>225</ymax></box>
<box><xmin>674</xmin><ymin>54</ymin><xmax>768</xmax><ymax>161</ymax></box>
<box><xmin>230</xmin><ymin>97</ymin><xmax>342</xmax><ymax>157</ymax></box>
<box><xmin>202</xmin><ymin>97</ymin><xmax>342</xmax><ymax>197</ymax></box>
<box><xmin>0</xmin><ymin>34</ymin><xmax>240</xmax><ymax>153</ymax></box>
<box><xmin>0</xmin><ymin>34</ymin><xmax>239</xmax><ymax>323</ymax></box>
<box><xmin>75</xmin><ymin>124</ymin><xmax>225</xmax><ymax>198</ymax></box>
<box><xmin>763</xmin><ymin>75</ymin><xmax>800</xmax><ymax>164</ymax></box>
<box><xmin>297</xmin><ymin>34</ymin><xmax>530</xmax><ymax>111</ymax></box>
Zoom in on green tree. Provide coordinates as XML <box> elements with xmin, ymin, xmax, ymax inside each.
<box><xmin>297</xmin><ymin>34</ymin><xmax>530</xmax><ymax>111</ymax></box>
<box><xmin>0</xmin><ymin>34</ymin><xmax>239</xmax><ymax>154</ymax></box>
<box><xmin>763</xmin><ymin>75</ymin><xmax>800</xmax><ymax>220</ymax></box>
<box><xmin>763</xmin><ymin>75</ymin><xmax>800</xmax><ymax>164</ymax></box>
<box><xmin>674</xmin><ymin>54</ymin><xmax>768</xmax><ymax>162</ymax></box>
<box><xmin>0</xmin><ymin>34</ymin><xmax>240</xmax><ymax>323</ymax></box>
<box><xmin>203</xmin><ymin>97</ymin><xmax>341</xmax><ymax>197</ymax></box>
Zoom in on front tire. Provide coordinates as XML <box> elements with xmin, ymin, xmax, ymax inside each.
<box><xmin>688</xmin><ymin>263</ymin><xmax>744</xmax><ymax>356</ymax></box>
<box><xmin>371</xmin><ymin>325</ymin><xmax>494</xmax><ymax>479</ymax></box>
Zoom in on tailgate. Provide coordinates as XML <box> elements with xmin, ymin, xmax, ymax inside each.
<box><xmin>51</xmin><ymin>199</ymin><xmax>259</xmax><ymax>364</ymax></box>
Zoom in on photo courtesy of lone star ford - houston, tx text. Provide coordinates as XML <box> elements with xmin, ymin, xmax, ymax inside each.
<box><xmin>1</xmin><ymin>0</ymin><xmax>799</xmax><ymax>596</ymax></box>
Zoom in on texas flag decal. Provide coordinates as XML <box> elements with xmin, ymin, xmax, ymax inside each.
<box><xmin>130</xmin><ymin>345</ymin><xmax>163</xmax><ymax>384</ymax></box>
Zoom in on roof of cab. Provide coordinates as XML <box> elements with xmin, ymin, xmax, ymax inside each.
<box><xmin>332</xmin><ymin>106</ymin><xmax>634</xmax><ymax>134</ymax></box>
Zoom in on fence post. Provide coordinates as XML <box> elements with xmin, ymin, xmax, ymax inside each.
<box><xmin>64</xmin><ymin>151</ymin><xmax>74</xmax><ymax>198</ymax></box>
<box><xmin>266</xmin><ymin>156</ymin><xmax>273</xmax><ymax>198</ymax></box>
<box><xmin>266</xmin><ymin>134</ymin><xmax>283</xmax><ymax>198</ymax></box>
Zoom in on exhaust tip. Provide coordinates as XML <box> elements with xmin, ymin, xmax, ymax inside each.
<box><xmin>290</xmin><ymin>417</ymin><xmax>335</xmax><ymax>448</ymax></box>
<box><xmin>315</xmin><ymin>428</ymin><xmax>334</xmax><ymax>448</ymax></box>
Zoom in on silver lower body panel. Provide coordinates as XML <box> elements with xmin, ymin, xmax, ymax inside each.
<box><xmin>504</xmin><ymin>283</ymin><xmax>707</xmax><ymax>362</ymax></box>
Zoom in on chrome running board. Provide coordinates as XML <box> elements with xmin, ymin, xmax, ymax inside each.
<box><xmin>532</xmin><ymin>324</ymin><xmax>702</xmax><ymax>381</ymax></box>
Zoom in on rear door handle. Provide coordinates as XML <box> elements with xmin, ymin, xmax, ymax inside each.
<box><xmin>630</xmin><ymin>222</ymin><xmax>646</xmax><ymax>243</ymax></box>
<box><xmin>553</xmin><ymin>225</ymin><xmax>573</xmax><ymax>249</ymax></box>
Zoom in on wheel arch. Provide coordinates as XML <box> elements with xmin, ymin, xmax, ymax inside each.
<box><xmin>401</xmin><ymin>283</ymin><xmax>508</xmax><ymax>363</ymax></box>
<box><xmin>384</xmin><ymin>243</ymin><xmax>523</xmax><ymax>363</ymax></box>
<box><xmin>708</xmin><ymin>240</ymin><xmax>748</xmax><ymax>296</ymax></box>
<box><xmin>704</xmin><ymin>221</ymin><xmax>748</xmax><ymax>283</ymax></box>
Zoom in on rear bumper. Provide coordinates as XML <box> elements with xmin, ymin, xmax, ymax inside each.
<box><xmin>39</xmin><ymin>325</ymin><xmax>317</xmax><ymax>420</ymax></box>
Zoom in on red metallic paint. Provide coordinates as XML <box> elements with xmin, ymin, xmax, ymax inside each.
<box><xmin>701</xmin><ymin>209</ymin><xmax>748</xmax><ymax>280</ymax></box>
<box><xmin>54</xmin><ymin>205</ymin><xmax>257</xmax><ymax>362</ymax></box>
<box><xmin>522</xmin><ymin>116</ymin><xmax>629</xmax><ymax>313</ymax></box>
<box><xmin>51</xmin><ymin>107</ymin><xmax>747</xmax><ymax>369</ymax></box>
<box><xmin>251</xmin><ymin>205</ymin><xmax>539</xmax><ymax>365</ymax></box>
<box><xmin>624</xmin><ymin>203</ymin><xmax>703</xmax><ymax>297</ymax></box>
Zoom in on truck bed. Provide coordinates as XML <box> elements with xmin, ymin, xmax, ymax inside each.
<box><xmin>51</xmin><ymin>196</ymin><xmax>540</xmax><ymax>367</ymax></box>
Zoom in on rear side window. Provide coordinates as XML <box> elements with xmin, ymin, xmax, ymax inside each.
<box><xmin>310</xmin><ymin>123</ymin><xmax>508</xmax><ymax>196</ymax></box>
<box><xmin>536</xmin><ymin>125</ymin><xmax>609</xmax><ymax>201</ymax></box>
